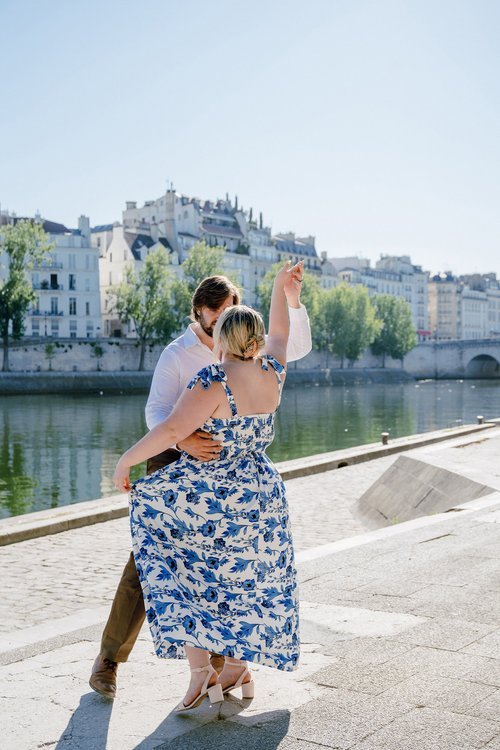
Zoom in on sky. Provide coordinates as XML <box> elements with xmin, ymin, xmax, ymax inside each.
<box><xmin>1</xmin><ymin>0</ymin><xmax>499</xmax><ymax>276</ymax></box>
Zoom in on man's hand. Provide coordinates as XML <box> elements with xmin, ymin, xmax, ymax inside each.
<box><xmin>284</xmin><ymin>260</ymin><xmax>305</xmax><ymax>309</ymax></box>
<box><xmin>177</xmin><ymin>430</ymin><xmax>223</xmax><ymax>461</ymax></box>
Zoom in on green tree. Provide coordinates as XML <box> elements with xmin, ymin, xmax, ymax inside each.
<box><xmin>107</xmin><ymin>247</ymin><xmax>177</xmax><ymax>370</ymax></box>
<box><xmin>90</xmin><ymin>343</ymin><xmax>105</xmax><ymax>371</ymax></box>
<box><xmin>44</xmin><ymin>343</ymin><xmax>56</xmax><ymax>371</ymax></box>
<box><xmin>172</xmin><ymin>241</ymin><xmax>233</xmax><ymax>329</ymax></box>
<box><xmin>316</xmin><ymin>284</ymin><xmax>380</xmax><ymax>368</ymax></box>
<box><xmin>257</xmin><ymin>262</ymin><xmax>321</xmax><ymax>329</ymax></box>
<box><xmin>181</xmin><ymin>241</ymin><xmax>226</xmax><ymax>295</ymax></box>
<box><xmin>371</xmin><ymin>294</ymin><xmax>417</xmax><ymax>366</ymax></box>
<box><xmin>0</xmin><ymin>220</ymin><xmax>52</xmax><ymax>371</ymax></box>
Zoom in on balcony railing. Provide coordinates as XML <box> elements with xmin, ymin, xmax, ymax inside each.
<box><xmin>30</xmin><ymin>310</ymin><xmax>64</xmax><ymax>316</ymax></box>
<box><xmin>33</xmin><ymin>283</ymin><xmax>64</xmax><ymax>290</ymax></box>
<box><xmin>31</xmin><ymin>261</ymin><xmax>64</xmax><ymax>269</ymax></box>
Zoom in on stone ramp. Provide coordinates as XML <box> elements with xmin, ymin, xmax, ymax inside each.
<box><xmin>357</xmin><ymin>453</ymin><xmax>495</xmax><ymax>528</ymax></box>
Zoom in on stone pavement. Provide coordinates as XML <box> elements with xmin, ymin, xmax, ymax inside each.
<box><xmin>2</xmin><ymin>432</ymin><xmax>500</xmax><ymax>748</ymax></box>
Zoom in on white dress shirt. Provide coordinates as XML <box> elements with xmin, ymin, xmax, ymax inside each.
<box><xmin>145</xmin><ymin>305</ymin><xmax>312</xmax><ymax>429</ymax></box>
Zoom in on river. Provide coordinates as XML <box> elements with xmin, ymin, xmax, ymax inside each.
<box><xmin>1</xmin><ymin>378</ymin><xmax>499</xmax><ymax>518</ymax></box>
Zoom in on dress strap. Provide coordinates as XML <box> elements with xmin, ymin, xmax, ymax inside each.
<box><xmin>187</xmin><ymin>363</ymin><xmax>238</xmax><ymax>417</ymax></box>
<box><xmin>260</xmin><ymin>354</ymin><xmax>285</xmax><ymax>385</ymax></box>
<box><xmin>260</xmin><ymin>354</ymin><xmax>285</xmax><ymax>405</ymax></box>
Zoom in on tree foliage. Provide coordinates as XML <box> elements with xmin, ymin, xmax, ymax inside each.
<box><xmin>371</xmin><ymin>294</ymin><xmax>417</xmax><ymax>365</ymax></box>
<box><xmin>0</xmin><ymin>220</ymin><xmax>53</xmax><ymax>371</ymax></box>
<box><xmin>107</xmin><ymin>247</ymin><xmax>177</xmax><ymax>370</ymax></box>
<box><xmin>257</xmin><ymin>262</ymin><xmax>321</xmax><ymax>327</ymax></box>
<box><xmin>316</xmin><ymin>284</ymin><xmax>381</xmax><ymax>367</ymax></box>
<box><xmin>171</xmin><ymin>241</ymin><xmax>229</xmax><ymax>328</ymax></box>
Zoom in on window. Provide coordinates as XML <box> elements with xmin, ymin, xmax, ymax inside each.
<box><xmin>86</xmin><ymin>301</ymin><xmax>90</xmax><ymax>316</ymax></box>
<box><xmin>85</xmin><ymin>278</ymin><xmax>90</xmax><ymax>292</ymax></box>
<box><xmin>31</xmin><ymin>320</ymin><xmax>40</xmax><ymax>336</ymax></box>
<box><xmin>69</xmin><ymin>274</ymin><xmax>76</xmax><ymax>290</ymax></box>
<box><xmin>69</xmin><ymin>298</ymin><xmax>77</xmax><ymax>315</ymax></box>
<box><xmin>69</xmin><ymin>320</ymin><xmax>77</xmax><ymax>339</ymax></box>
<box><xmin>110</xmin><ymin>252</ymin><xmax>113</xmax><ymax>262</ymax></box>
<box><xmin>50</xmin><ymin>274</ymin><xmax>58</xmax><ymax>289</ymax></box>
<box><xmin>85</xmin><ymin>255</ymin><xmax>90</xmax><ymax>270</ymax></box>
<box><xmin>97</xmin><ymin>237</ymin><xmax>101</xmax><ymax>248</ymax></box>
<box><xmin>123</xmin><ymin>249</ymin><xmax>127</xmax><ymax>261</ymax></box>
<box><xmin>109</xmin><ymin>272</ymin><xmax>112</xmax><ymax>285</ymax></box>
<box><xmin>86</xmin><ymin>322</ymin><xmax>94</xmax><ymax>339</ymax></box>
<box><xmin>50</xmin><ymin>297</ymin><xmax>58</xmax><ymax>314</ymax></box>
<box><xmin>51</xmin><ymin>320</ymin><xmax>59</xmax><ymax>337</ymax></box>
<box><xmin>32</xmin><ymin>297</ymin><xmax>40</xmax><ymax>314</ymax></box>
<box><xmin>32</xmin><ymin>272</ymin><xmax>39</xmax><ymax>286</ymax></box>
<box><xmin>69</xmin><ymin>254</ymin><xmax>76</xmax><ymax>270</ymax></box>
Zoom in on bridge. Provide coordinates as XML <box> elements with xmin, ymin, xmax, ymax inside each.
<box><xmin>404</xmin><ymin>338</ymin><xmax>500</xmax><ymax>379</ymax></box>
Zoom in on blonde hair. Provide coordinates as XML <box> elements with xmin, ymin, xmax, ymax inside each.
<box><xmin>213</xmin><ymin>305</ymin><xmax>266</xmax><ymax>360</ymax></box>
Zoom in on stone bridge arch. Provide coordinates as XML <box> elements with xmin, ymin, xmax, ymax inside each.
<box><xmin>464</xmin><ymin>353</ymin><xmax>500</xmax><ymax>378</ymax></box>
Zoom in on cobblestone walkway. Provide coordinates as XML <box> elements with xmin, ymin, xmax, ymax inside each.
<box><xmin>0</xmin><ymin>455</ymin><xmax>397</xmax><ymax>634</ymax></box>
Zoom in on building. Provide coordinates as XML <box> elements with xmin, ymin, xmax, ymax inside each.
<box><xmin>121</xmin><ymin>189</ymin><xmax>255</xmax><ymax>304</ymax></box>
<box><xmin>428</xmin><ymin>273</ymin><xmax>460</xmax><ymax>340</ymax></box>
<box><xmin>91</xmin><ymin>224</ymin><xmax>179</xmax><ymax>338</ymax></box>
<box><xmin>0</xmin><ymin>212</ymin><xmax>101</xmax><ymax>339</ymax></box>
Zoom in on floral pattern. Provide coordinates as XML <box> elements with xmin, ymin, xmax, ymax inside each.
<box><xmin>129</xmin><ymin>355</ymin><xmax>300</xmax><ymax>671</ymax></box>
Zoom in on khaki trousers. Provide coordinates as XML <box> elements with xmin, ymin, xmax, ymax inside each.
<box><xmin>100</xmin><ymin>448</ymin><xmax>180</xmax><ymax>662</ymax></box>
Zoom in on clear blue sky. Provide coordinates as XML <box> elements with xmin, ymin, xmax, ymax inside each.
<box><xmin>1</xmin><ymin>0</ymin><xmax>499</xmax><ymax>275</ymax></box>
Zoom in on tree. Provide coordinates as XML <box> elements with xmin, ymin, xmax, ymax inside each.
<box><xmin>257</xmin><ymin>262</ymin><xmax>321</xmax><ymax>329</ymax></box>
<box><xmin>371</xmin><ymin>294</ymin><xmax>417</xmax><ymax>366</ymax></box>
<box><xmin>316</xmin><ymin>284</ymin><xmax>380</xmax><ymax>368</ymax></box>
<box><xmin>107</xmin><ymin>247</ymin><xmax>177</xmax><ymax>370</ymax></box>
<box><xmin>171</xmin><ymin>241</ymin><xmax>231</xmax><ymax>329</ymax></box>
<box><xmin>181</xmin><ymin>241</ymin><xmax>226</xmax><ymax>295</ymax></box>
<box><xmin>44</xmin><ymin>343</ymin><xmax>56</xmax><ymax>371</ymax></box>
<box><xmin>91</xmin><ymin>343</ymin><xmax>104</xmax><ymax>371</ymax></box>
<box><xmin>0</xmin><ymin>220</ymin><xmax>52</xmax><ymax>371</ymax></box>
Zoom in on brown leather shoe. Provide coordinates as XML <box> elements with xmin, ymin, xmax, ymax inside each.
<box><xmin>89</xmin><ymin>654</ymin><xmax>118</xmax><ymax>699</ymax></box>
<box><xmin>209</xmin><ymin>652</ymin><xmax>225</xmax><ymax>674</ymax></box>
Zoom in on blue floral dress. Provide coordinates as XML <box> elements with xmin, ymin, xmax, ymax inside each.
<box><xmin>129</xmin><ymin>355</ymin><xmax>300</xmax><ymax>671</ymax></box>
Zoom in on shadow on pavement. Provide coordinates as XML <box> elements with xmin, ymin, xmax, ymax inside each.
<box><xmin>135</xmin><ymin>698</ymin><xmax>291</xmax><ymax>750</ymax></box>
<box><xmin>56</xmin><ymin>691</ymin><xmax>113</xmax><ymax>749</ymax></box>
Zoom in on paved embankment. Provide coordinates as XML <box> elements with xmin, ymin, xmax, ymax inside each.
<box><xmin>2</xmin><ymin>428</ymin><xmax>500</xmax><ymax>749</ymax></box>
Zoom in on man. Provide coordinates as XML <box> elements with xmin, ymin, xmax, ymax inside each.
<box><xmin>90</xmin><ymin>270</ymin><xmax>311</xmax><ymax>698</ymax></box>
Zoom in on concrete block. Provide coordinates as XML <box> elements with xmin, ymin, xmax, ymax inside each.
<box><xmin>358</xmin><ymin>454</ymin><xmax>494</xmax><ymax>528</ymax></box>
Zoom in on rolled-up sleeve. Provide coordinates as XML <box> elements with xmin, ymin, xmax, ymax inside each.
<box><xmin>286</xmin><ymin>304</ymin><xmax>312</xmax><ymax>362</ymax></box>
<box><xmin>145</xmin><ymin>347</ymin><xmax>181</xmax><ymax>430</ymax></box>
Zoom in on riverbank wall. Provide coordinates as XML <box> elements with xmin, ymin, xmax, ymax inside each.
<box><xmin>0</xmin><ymin>367</ymin><xmax>414</xmax><ymax>395</ymax></box>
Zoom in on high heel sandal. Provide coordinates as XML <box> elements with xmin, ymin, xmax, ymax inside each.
<box><xmin>222</xmin><ymin>664</ymin><xmax>255</xmax><ymax>699</ymax></box>
<box><xmin>174</xmin><ymin>664</ymin><xmax>224</xmax><ymax>712</ymax></box>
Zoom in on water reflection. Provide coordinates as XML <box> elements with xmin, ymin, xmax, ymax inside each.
<box><xmin>1</xmin><ymin>379</ymin><xmax>499</xmax><ymax>518</ymax></box>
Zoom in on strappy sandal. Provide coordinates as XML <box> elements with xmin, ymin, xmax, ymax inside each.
<box><xmin>222</xmin><ymin>664</ymin><xmax>254</xmax><ymax>699</ymax></box>
<box><xmin>174</xmin><ymin>664</ymin><xmax>224</xmax><ymax>712</ymax></box>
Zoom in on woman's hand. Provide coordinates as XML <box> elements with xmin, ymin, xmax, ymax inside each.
<box><xmin>283</xmin><ymin>260</ymin><xmax>305</xmax><ymax>307</ymax></box>
<box><xmin>113</xmin><ymin>456</ymin><xmax>132</xmax><ymax>492</ymax></box>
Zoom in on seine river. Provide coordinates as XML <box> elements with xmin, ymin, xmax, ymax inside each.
<box><xmin>1</xmin><ymin>379</ymin><xmax>499</xmax><ymax>518</ymax></box>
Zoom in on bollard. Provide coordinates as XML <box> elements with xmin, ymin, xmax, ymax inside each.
<box><xmin>381</xmin><ymin>432</ymin><xmax>389</xmax><ymax>445</ymax></box>
<box><xmin>477</xmin><ymin>415</ymin><xmax>484</xmax><ymax>424</ymax></box>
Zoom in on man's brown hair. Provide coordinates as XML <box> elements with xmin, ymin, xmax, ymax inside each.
<box><xmin>191</xmin><ymin>276</ymin><xmax>241</xmax><ymax>321</ymax></box>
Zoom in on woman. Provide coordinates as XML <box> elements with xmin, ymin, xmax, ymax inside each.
<box><xmin>113</xmin><ymin>260</ymin><xmax>302</xmax><ymax>711</ymax></box>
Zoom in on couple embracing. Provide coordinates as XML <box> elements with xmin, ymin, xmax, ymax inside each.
<box><xmin>90</xmin><ymin>260</ymin><xmax>311</xmax><ymax>711</ymax></box>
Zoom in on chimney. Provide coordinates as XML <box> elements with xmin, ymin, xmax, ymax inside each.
<box><xmin>78</xmin><ymin>215</ymin><xmax>91</xmax><ymax>243</ymax></box>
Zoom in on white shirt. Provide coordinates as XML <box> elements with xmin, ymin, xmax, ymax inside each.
<box><xmin>145</xmin><ymin>304</ymin><xmax>312</xmax><ymax>429</ymax></box>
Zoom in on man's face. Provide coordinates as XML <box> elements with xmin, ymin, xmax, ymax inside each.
<box><xmin>197</xmin><ymin>296</ymin><xmax>234</xmax><ymax>337</ymax></box>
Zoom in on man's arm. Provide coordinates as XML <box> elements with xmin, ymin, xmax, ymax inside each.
<box><xmin>145</xmin><ymin>347</ymin><xmax>180</xmax><ymax>430</ymax></box>
<box><xmin>145</xmin><ymin>344</ymin><xmax>222</xmax><ymax>461</ymax></box>
<box><xmin>286</xmin><ymin>304</ymin><xmax>312</xmax><ymax>362</ymax></box>
<box><xmin>283</xmin><ymin>265</ymin><xmax>312</xmax><ymax>362</ymax></box>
